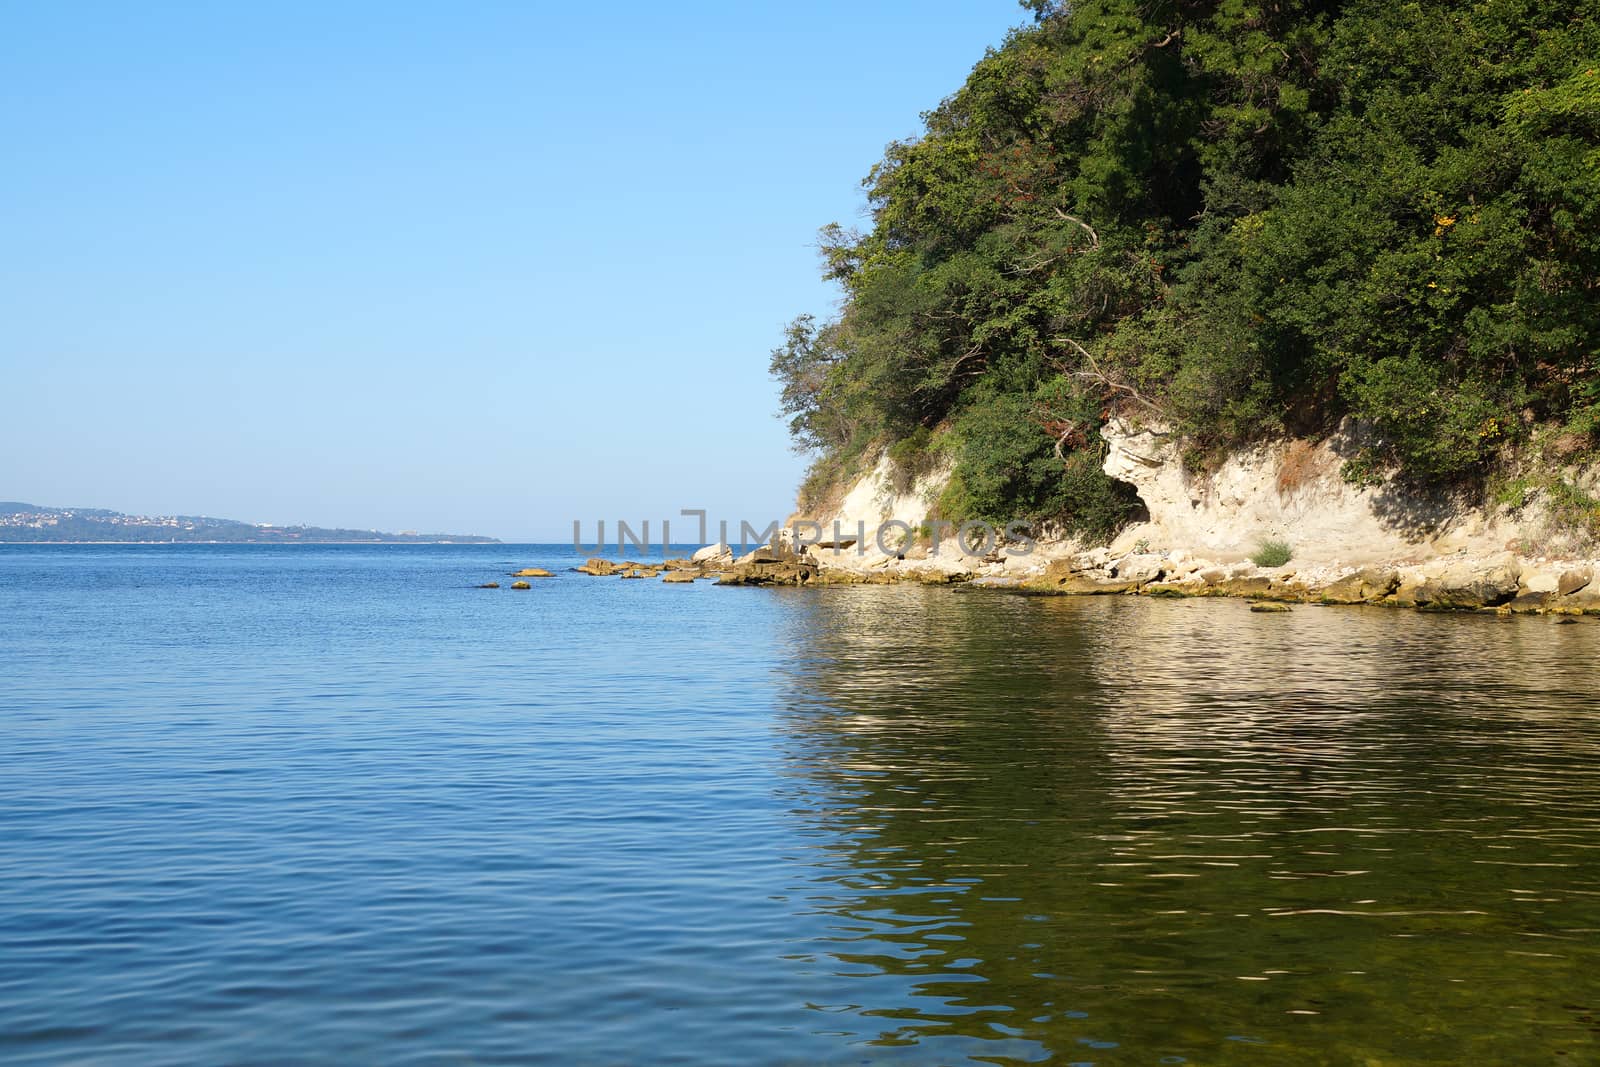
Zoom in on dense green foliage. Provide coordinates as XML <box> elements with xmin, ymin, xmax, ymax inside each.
<box><xmin>773</xmin><ymin>0</ymin><xmax>1600</xmax><ymax>540</ymax></box>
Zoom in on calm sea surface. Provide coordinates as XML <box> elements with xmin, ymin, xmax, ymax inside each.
<box><xmin>4</xmin><ymin>544</ymin><xmax>1600</xmax><ymax>1065</ymax></box>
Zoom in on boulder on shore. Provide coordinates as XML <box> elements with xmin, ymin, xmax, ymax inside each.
<box><xmin>1559</xmin><ymin>568</ymin><xmax>1593</xmax><ymax>597</ymax></box>
<box><xmin>714</xmin><ymin>557</ymin><xmax>818</xmax><ymax>586</ymax></box>
<box><xmin>691</xmin><ymin>543</ymin><xmax>735</xmax><ymax>567</ymax></box>
<box><xmin>1020</xmin><ymin>560</ymin><xmax>1143</xmax><ymax>595</ymax></box>
<box><xmin>1421</xmin><ymin>559</ymin><xmax>1522</xmax><ymax>610</ymax></box>
<box><xmin>734</xmin><ymin>543</ymin><xmax>801</xmax><ymax>566</ymax></box>
<box><xmin>1320</xmin><ymin>568</ymin><xmax>1399</xmax><ymax>605</ymax></box>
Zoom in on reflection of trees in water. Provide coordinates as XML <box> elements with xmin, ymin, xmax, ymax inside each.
<box><xmin>770</xmin><ymin>589</ymin><xmax>1600</xmax><ymax>1065</ymax></box>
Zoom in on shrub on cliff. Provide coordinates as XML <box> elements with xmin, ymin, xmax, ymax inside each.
<box><xmin>1251</xmin><ymin>538</ymin><xmax>1294</xmax><ymax>569</ymax></box>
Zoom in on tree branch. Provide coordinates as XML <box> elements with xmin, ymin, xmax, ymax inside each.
<box><xmin>1057</xmin><ymin>337</ymin><xmax>1169</xmax><ymax>419</ymax></box>
<box><xmin>1053</xmin><ymin>207</ymin><xmax>1101</xmax><ymax>250</ymax></box>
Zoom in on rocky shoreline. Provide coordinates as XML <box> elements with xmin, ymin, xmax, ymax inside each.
<box><xmin>543</xmin><ymin>539</ymin><xmax>1599</xmax><ymax>616</ymax></box>
<box><xmin>518</xmin><ymin>412</ymin><xmax>1600</xmax><ymax>616</ymax></box>
<box><xmin>978</xmin><ymin>548</ymin><xmax>1598</xmax><ymax>614</ymax></box>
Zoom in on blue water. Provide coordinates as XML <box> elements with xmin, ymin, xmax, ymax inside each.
<box><xmin>5</xmin><ymin>545</ymin><xmax>1600</xmax><ymax>1065</ymax></box>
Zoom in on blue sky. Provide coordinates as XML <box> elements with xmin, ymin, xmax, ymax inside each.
<box><xmin>1</xmin><ymin>2</ymin><xmax>1025</xmax><ymax>540</ymax></box>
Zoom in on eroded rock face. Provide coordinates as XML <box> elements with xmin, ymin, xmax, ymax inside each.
<box><xmin>691</xmin><ymin>543</ymin><xmax>734</xmax><ymax>567</ymax></box>
<box><xmin>1097</xmin><ymin>415</ymin><xmax>1521</xmax><ymax>564</ymax></box>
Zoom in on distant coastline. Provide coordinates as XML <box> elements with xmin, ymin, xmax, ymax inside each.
<box><xmin>6</xmin><ymin>540</ymin><xmax>497</xmax><ymax>545</ymax></box>
<box><xmin>0</xmin><ymin>501</ymin><xmax>498</xmax><ymax>544</ymax></box>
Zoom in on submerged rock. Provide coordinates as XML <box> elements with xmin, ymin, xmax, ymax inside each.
<box><xmin>510</xmin><ymin>580</ymin><xmax>532</xmax><ymax>590</ymax></box>
<box><xmin>618</xmin><ymin>566</ymin><xmax>661</xmax><ymax>579</ymax></box>
<box><xmin>477</xmin><ymin>582</ymin><xmax>500</xmax><ymax>589</ymax></box>
<box><xmin>1249</xmin><ymin>601</ymin><xmax>1292</xmax><ymax>613</ymax></box>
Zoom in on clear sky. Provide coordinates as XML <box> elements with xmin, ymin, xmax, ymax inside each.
<box><xmin>1</xmin><ymin>2</ymin><xmax>1025</xmax><ymax>541</ymax></box>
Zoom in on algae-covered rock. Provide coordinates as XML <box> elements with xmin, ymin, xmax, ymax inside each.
<box><xmin>1427</xmin><ymin>560</ymin><xmax>1522</xmax><ymax>610</ymax></box>
<box><xmin>1559</xmin><ymin>586</ymin><xmax>1600</xmax><ymax>615</ymax></box>
<box><xmin>1212</xmin><ymin>576</ymin><xmax>1274</xmax><ymax>599</ymax></box>
<box><xmin>1389</xmin><ymin>572</ymin><xmax>1429</xmax><ymax>608</ymax></box>
<box><xmin>1020</xmin><ymin>559</ymin><xmax>1144</xmax><ymax>595</ymax></box>
<box><xmin>1250</xmin><ymin>601</ymin><xmax>1292</xmax><ymax>613</ymax></box>
<box><xmin>714</xmin><ymin>558</ymin><xmax>819</xmax><ymax>586</ymax></box>
<box><xmin>1144</xmin><ymin>578</ymin><xmax>1206</xmax><ymax>598</ymax></box>
<box><xmin>1509</xmin><ymin>590</ymin><xmax>1555</xmax><ymax>614</ymax></box>
<box><xmin>1320</xmin><ymin>568</ymin><xmax>1399</xmax><ymax>605</ymax></box>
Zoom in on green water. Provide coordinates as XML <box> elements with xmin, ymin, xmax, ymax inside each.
<box><xmin>770</xmin><ymin>588</ymin><xmax>1600</xmax><ymax>1064</ymax></box>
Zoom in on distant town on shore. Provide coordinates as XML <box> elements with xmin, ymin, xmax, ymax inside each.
<box><xmin>0</xmin><ymin>502</ymin><xmax>498</xmax><ymax>544</ymax></box>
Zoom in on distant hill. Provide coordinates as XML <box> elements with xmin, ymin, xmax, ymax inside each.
<box><xmin>0</xmin><ymin>502</ymin><xmax>499</xmax><ymax>543</ymax></box>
